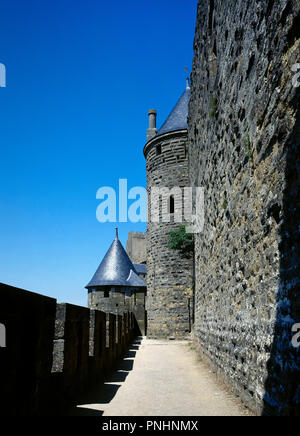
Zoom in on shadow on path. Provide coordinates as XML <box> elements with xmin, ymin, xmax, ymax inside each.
<box><xmin>71</xmin><ymin>337</ymin><xmax>142</xmax><ymax>416</ymax></box>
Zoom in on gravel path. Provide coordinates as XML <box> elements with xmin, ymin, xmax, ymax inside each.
<box><xmin>76</xmin><ymin>337</ymin><xmax>252</xmax><ymax>416</ymax></box>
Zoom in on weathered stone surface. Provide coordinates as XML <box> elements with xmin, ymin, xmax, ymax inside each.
<box><xmin>145</xmin><ymin>131</ymin><xmax>194</xmax><ymax>339</ymax></box>
<box><xmin>126</xmin><ymin>231</ymin><xmax>147</xmax><ymax>264</ymax></box>
<box><xmin>0</xmin><ymin>283</ymin><xmax>56</xmax><ymax>415</ymax></box>
<box><xmin>133</xmin><ymin>290</ymin><xmax>146</xmax><ymax>335</ymax></box>
<box><xmin>88</xmin><ymin>288</ymin><xmax>146</xmax><ymax>336</ymax></box>
<box><xmin>189</xmin><ymin>0</ymin><xmax>300</xmax><ymax>415</ymax></box>
<box><xmin>0</xmin><ymin>283</ymin><xmax>136</xmax><ymax>415</ymax></box>
<box><xmin>51</xmin><ymin>302</ymin><xmax>91</xmax><ymax>413</ymax></box>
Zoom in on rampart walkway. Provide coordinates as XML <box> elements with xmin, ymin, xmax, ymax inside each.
<box><xmin>76</xmin><ymin>337</ymin><xmax>251</xmax><ymax>416</ymax></box>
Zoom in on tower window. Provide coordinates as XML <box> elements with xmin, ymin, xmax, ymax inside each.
<box><xmin>169</xmin><ymin>195</ymin><xmax>175</xmax><ymax>214</ymax></box>
<box><xmin>104</xmin><ymin>289</ymin><xmax>109</xmax><ymax>298</ymax></box>
<box><xmin>156</xmin><ymin>144</ymin><xmax>162</xmax><ymax>155</ymax></box>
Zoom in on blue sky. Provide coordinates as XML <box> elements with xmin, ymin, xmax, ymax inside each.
<box><xmin>0</xmin><ymin>0</ymin><xmax>198</xmax><ymax>306</ymax></box>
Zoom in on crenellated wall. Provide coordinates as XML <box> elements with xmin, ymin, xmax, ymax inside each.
<box><xmin>189</xmin><ymin>0</ymin><xmax>300</xmax><ymax>415</ymax></box>
<box><xmin>0</xmin><ymin>283</ymin><xmax>136</xmax><ymax>416</ymax></box>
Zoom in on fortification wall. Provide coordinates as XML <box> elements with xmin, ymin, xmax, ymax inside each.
<box><xmin>189</xmin><ymin>0</ymin><xmax>300</xmax><ymax>415</ymax></box>
<box><xmin>0</xmin><ymin>283</ymin><xmax>135</xmax><ymax>416</ymax></box>
<box><xmin>145</xmin><ymin>132</ymin><xmax>194</xmax><ymax>338</ymax></box>
<box><xmin>88</xmin><ymin>288</ymin><xmax>146</xmax><ymax>335</ymax></box>
<box><xmin>126</xmin><ymin>231</ymin><xmax>147</xmax><ymax>264</ymax></box>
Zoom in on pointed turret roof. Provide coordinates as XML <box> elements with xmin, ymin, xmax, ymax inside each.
<box><xmin>86</xmin><ymin>228</ymin><xmax>146</xmax><ymax>288</ymax></box>
<box><xmin>157</xmin><ymin>79</ymin><xmax>190</xmax><ymax>136</ymax></box>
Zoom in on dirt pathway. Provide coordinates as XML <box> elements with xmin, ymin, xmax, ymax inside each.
<box><xmin>77</xmin><ymin>337</ymin><xmax>252</xmax><ymax>416</ymax></box>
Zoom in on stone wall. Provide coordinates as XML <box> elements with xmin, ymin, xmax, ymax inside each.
<box><xmin>126</xmin><ymin>231</ymin><xmax>147</xmax><ymax>264</ymax></box>
<box><xmin>133</xmin><ymin>290</ymin><xmax>147</xmax><ymax>336</ymax></box>
<box><xmin>0</xmin><ymin>283</ymin><xmax>56</xmax><ymax>416</ymax></box>
<box><xmin>145</xmin><ymin>131</ymin><xmax>194</xmax><ymax>338</ymax></box>
<box><xmin>189</xmin><ymin>0</ymin><xmax>300</xmax><ymax>415</ymax></box>
<box><xmin>0</xmin><ymin>283</ymin><xmax>136</xmax><ymax>415</ymax></box>
<box><xmin>88</xmin><ymin>288</ymin><xmax>146</xmax><ymax>336</ymax></box>
<box><xmin>88</xmin><ymin>287</ymin><xmax>132</xmax><ymax>314</ymax></box>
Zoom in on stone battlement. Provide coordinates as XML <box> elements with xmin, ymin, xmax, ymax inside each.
<box><xmin>0</xmin><ymin>282</ymin><xmax>136</xmax><ymax>416</ymax></box>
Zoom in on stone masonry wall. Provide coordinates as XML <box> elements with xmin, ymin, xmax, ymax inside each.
<box><xmin>88</xmin><ymin>288</ymin><xmax>146</xmax><ymax>336</ymax></box>
<box><xmin>189</xmin><ymin>0</ymin><xmax>300</xmax><ymax>415</ymax></box>
<box><xmin>145</xmin><ymin>132</ymin><xmax>194</xmax><ymax>338</ymax></box>
<box><xmin>88</xmin><ymin>287</ymin><xmax>131</xmax><ymax>314</ymax></box>
<box><xmin>126</xmin><ymin>231</ymin><xmax>147</xmax><ymax>264</ymax></box>
<box><xmin>0</xmin><ymin>283</ymin><xmax>135</xmax><ymax>415</ymax></box>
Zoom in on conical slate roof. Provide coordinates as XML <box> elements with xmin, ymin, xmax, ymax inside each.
<box><xmin>86</xmin><ymin>229</ymin><xmax>146</xmax><ymax>289</ymax></box>
<box><xmin>126</xmin><ymin>269</ymin><xmax>147</xmax><ymax>287</ymax></box>
<box><xmin>157</xmin><ymin>82</ymin><xmax>190</xmax><ymax>136</ymax></box>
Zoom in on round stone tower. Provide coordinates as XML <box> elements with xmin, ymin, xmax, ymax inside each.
<box><xmin>143</xmin><ymin>80</ymin><xmax>194</xmax><ymax>339</ymax></box>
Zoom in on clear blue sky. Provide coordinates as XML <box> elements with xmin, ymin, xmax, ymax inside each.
<box><xmin>0</xmin><ymin>0</ymin><xmax>198</xmax><ymax>306</ymax></box>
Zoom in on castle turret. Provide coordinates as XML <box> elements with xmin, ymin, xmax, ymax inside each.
<box><xmin>143</xmin><ymin>80</ymin><xmax>194</xmax><ymax>339</ymax></box>
<box><xmin>86</xmin><ymin>228</ymin><xmax>147</xmax><ymax>334</ymax></box>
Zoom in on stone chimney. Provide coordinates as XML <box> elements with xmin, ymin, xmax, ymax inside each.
<box><xmin>147</xmin><ymin>109</ymin><xmax>157</xmax><ymax>142</ymax></box>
